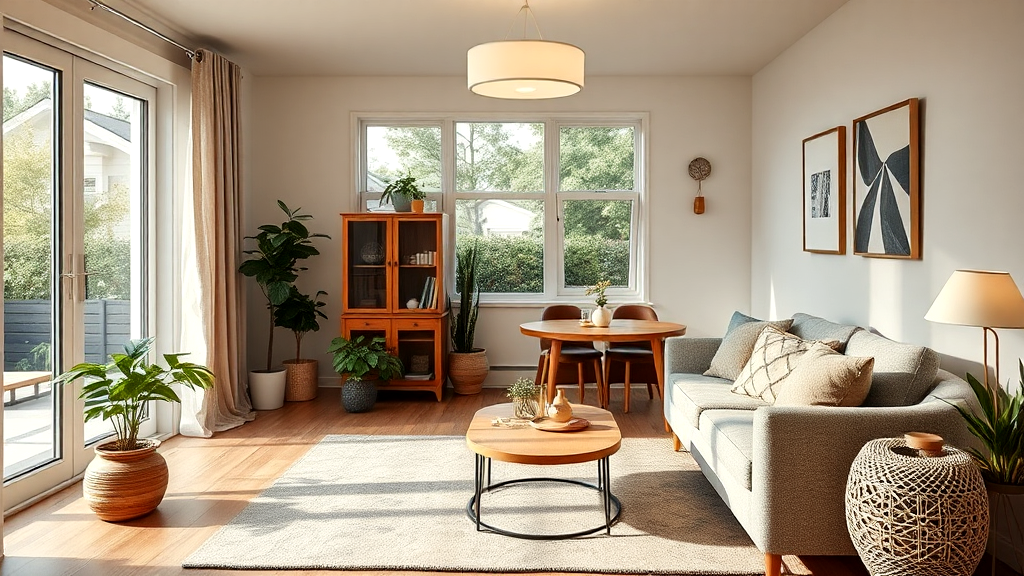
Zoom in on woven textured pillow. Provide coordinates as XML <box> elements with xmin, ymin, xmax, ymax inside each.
<box><xmin>773</xmin><ymin>343</ymin><xmax>874</xmax><ymax>407</ymax></box>
<box><xmin>730</xmin><ymin>326</ymin><xmax>838</xmax><ymax>403</ymax></box>
<box><xmin>704</xmin><ymin>317</ymin><xmax>794</xmax><ymax>380</ymax></box>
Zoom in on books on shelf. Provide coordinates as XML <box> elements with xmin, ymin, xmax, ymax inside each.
<box><xmin>418</xmin><ymin>276</ymin><xmax>437</xmax><ymax>309</ymax></box>
<box><xmin>404</xmin><ymin>372</ymin><xmax>434</xmax><ymax>381</ymax></box>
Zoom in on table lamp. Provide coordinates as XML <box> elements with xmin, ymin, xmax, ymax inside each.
<box><xmin>925</xmin><ymin>270</ymin><xmax>1024</xmax><ymax>386</ymax></box>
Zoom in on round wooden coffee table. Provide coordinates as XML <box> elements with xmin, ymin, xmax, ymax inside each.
<box><xmin>465</xmin><ymin>403</ymin><xmax>622</xmax><ymax>539</ymax></box>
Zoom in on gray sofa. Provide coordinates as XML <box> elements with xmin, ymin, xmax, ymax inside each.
<box><xmin>662</xmin><ymin>313</ymin><xmax>979</xmax><ymax>575</ymax></box>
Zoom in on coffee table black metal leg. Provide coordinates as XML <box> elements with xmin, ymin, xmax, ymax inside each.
<box><xmin>487</xmin><ymin>457</ymin><xmax>492</xmax><ymax>487</ymax></box>
<box><xmin>602</xmin><ymin>456</ymin><xmax>612</xmax><ymax>534</ymax></box>
<box><xmin>474</xmin><ymin>453</ymin><xmax>484</xmax><ymax>531</ymax></box>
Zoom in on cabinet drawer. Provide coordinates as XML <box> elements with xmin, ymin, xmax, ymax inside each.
<box><xmin>391</xmin><ymin>318</ymin><xmax>438</xmax><ymax>332</ymax></box>
<box><xmin>345</xmin><ymin>318</ymin><xmax>391</xmax><ymax>331</ymax></box>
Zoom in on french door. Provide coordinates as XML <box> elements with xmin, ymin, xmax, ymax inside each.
<box><xmin>2</xmin><ymin>31</ymin><xmax>154</xmax><ymax>507</ymax></box>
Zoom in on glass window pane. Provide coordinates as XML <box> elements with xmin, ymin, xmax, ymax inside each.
<box><xmin>366</xmin><ymin>126</ymin><xmax>441</xmax><ymax>192</ymax></box>
<box><xmin>456</xmin><ymin>199</ymin><xmax>543</xmax><ymax>293</ymax></box>
<box><xmin>562</xmin><ymin>199</ymin><xmax>632</xmax><ymax>288</ymax></box>
<box><xmin>455</xmin><ymin>122</ymin><xmax>543</xmax><ymax>192</ymax></box>
<box><xmin>559</xmin><ymin>126</ymin><xmax>635</xmax><ymax>191</ymax></box>
<box><xmin>3</xmin><ymin>54</ymin><xmax>60</xmax><ymax>479</ymax></box>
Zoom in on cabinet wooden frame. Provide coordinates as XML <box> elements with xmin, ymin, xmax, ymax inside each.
<box><xmin>341</xmin><ymin>315</ymin><xmax>448</xmax><ymax>401</ymax></box>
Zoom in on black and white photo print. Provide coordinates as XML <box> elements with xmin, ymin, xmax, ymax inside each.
<box><xmin>802</xmin><ymin>126</ymin><xmax>845</xmax><ymax>254</ymax></box>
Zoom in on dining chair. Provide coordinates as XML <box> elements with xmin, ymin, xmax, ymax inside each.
<box><xmin>534</xmin><ymin>304</ymin><xmax>605</xmax><ymax>407</ymax></box>
<box><xmin>602</xmin><ymin>304</ymin><xmax>659</xmax><ymax>413</ymax></box>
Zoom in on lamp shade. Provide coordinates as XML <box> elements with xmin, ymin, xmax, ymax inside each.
<box><xmin>467</xmin><ymin>40</ymin><xmax>584</xmax><ymax>99</ymax></box>
<box><xmin>925</xmin><ymin>270</ymin><xmax>1024</xmax><ymax>328</ymax></box>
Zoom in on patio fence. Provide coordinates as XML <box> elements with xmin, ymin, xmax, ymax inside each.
<box><xmin>3</xmin><ymin>299</ymin><xmax>130</xmax><ymax>370</ymax></box>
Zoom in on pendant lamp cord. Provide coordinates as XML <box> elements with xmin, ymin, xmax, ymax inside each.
<box><xmin>504</xmin><ymin>0</ymin><xmax>545</xmax><ymax>40</ymax></box>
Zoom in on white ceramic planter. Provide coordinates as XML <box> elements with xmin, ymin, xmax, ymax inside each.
<box><xmin>249</xmin><ymin>369</ymin><xmax>287</xmax><ymax>410</ymax></box>
<box><xmin>591</xmin><ymin>306</ymin><xmax>612</xmax><ymax>327</ymax></box>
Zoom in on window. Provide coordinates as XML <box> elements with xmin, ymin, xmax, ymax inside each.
<box><xmin>357</xmin><ymin>115</ymin><xmax>646</xmax><ymax>302</ymax></box>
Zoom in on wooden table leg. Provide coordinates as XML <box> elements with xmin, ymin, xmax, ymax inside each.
<box><xmin>651</xmin><ymin>336</ymin><xmax>671</xmax><ymax>432</ymax></box>
<box><xmin>547</xmin><ymin>339</ymin><xmax>562</xmax><ymax>404</ymax></box>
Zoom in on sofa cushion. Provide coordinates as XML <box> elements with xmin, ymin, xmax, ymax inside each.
<box><xmin>705</xmin><ymin>317</ymin><xmax>795</xmax><ymax>380</ymax></box>
<box><xmin>789</xmin><ymin>313</ymin><xmax>861</xmax><ymax>353</ymax></box>
<box><xmin>731</xmin><ymin>326</ymin><xmax>839</xmax><ymax>403</ymax></box>
<box><xmin>726</xmin><ymin>310</ymin><xmax>760</xmax><ymax>333</ymax></box>
<box><xmin>698</xmin><ymin>409</ymin><xmax>755</xmax><ymax>491</ymax></box>
<box><xmin>668</xmin><ymin>374</ymin><xmax>768</xmax><ymax>428</ymax></box>
<box><xmin>773</xmin><ymin>343</ymin><xmax>874</xmax><ymax>407</ymax></box>
<box><xmin>845</xmin><ymin>329</ymin><xmax>940</xmax><ymax>407</ymax></box>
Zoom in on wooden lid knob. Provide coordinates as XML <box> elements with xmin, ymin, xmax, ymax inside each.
<box><xmin>905</xmin><ymin>432</ymin><xmax>944</xmax><ymax>455</ymax></box>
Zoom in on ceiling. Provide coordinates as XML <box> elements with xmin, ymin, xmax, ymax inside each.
<box><xmin>123</xmin><ymin>0</ymin><xmax>849</xmax><ymax>77</ymax></box>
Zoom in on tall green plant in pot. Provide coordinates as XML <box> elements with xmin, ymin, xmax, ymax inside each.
<box><xmin>328</xmin><ymin>335</ymin><xmax>404</xmax><ymax>412</ymax></box>
<box><xmin>449</xmin><ymin>241</ymin><xmax>488</xmax><ymax>395</ymax></box>
<box><xmin>53</xmin><ymin>337</ymin><xmax>213</xmax><ymax>521</ymax></box>
<box><xmin>239</xmin><ymin>200</ymin><xmax>329</xmax><ymax>410</ymax></box>
<box><xmin>275</xmin><ymin>287</ymin><xmax>327</xmax><ymax>402</ymax></box>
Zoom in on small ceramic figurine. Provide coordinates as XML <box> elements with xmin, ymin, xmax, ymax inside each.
<box><xmin>547</xmin><ymin>389</ymin><xmax>573</xmax><ymax>423</ymax></box>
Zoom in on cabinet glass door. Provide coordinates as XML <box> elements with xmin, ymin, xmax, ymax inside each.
<box><xmin>395</xmin><ymin>219</ymin><xmax>439</xmax><ymax>312</ymax></box>
<box><xmin>346</xmin><ymin>219</ymin><xmax>389</xmax><ymax>311</ymax></box>
<box><xmin>393</xmin><ymin>322</ymin><xmax>437</xmax><ymax>382</ymax></box>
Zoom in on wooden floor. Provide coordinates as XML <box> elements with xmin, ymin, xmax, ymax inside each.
<box><xmin>0</xmin><ymin>387</ymin><xmax>1011</xmax><ymax>576</ymax></box>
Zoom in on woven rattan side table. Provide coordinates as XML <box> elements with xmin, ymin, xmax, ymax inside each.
<box><xmin>845</xmin><ymin>436</ymin><xmax>989</xmax><ymax>576</ymax></box>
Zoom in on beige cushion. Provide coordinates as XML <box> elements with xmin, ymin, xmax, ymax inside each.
<box><xmin>730</xmin><ymin>326</ymin><xmax>838</xmax><ymax>403</ymax></box>
<box><xmin>704</xmin><ymin>318</ymin><xmax>794</xmax><ymax>380</ymax></box>
<box><xmin>773</xmin><ymin>344</ymin><xmax>874</xmax><ymax>407</ymax></box>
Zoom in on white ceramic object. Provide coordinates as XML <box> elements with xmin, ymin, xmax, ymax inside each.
<box><xmin>249</xmin><ymin>369</ymin><xmax>287</xmax><ymax>410</ymax></box>
<box><xmin>407</xmin><ymin>298</ymin><xmax>420</xmax><ymax>309</ymax></box>
<box><xmin>591</xmin><ymin>306</ymin><xmax>612</xmax><ymax>328</ymax></box>
<box><xmin>547</xmin><ymin>389</ymin><xmax>573</xmax><ymax>422</ymax></box>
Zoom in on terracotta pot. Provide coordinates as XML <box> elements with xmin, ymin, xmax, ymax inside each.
<box><xmin>249</xmin><ymin>369</ymin><xmax>286</xmax><ymax>410</ymax></box>
<box><xmin>448</xmin><ymin>349</ymin><xmax>488</xmax><ymax>395</ymax></box>
<box><xmin>283</xmin><ymin>359</ymin><xmax>318</xmax><ymax>402</ymax></box>
<box><xmin>410</xmin><ymin>199</ymin><xmax>425</xmax><ymax>213</ymax></box>
<box><xmin>84</xmin><ymin>439</ymin><xmax>168</xmax><ymax>522</ymax></box>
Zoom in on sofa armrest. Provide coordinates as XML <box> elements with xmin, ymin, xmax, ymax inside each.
<box><xmin>750</xmin><ymin>402</ymin><xmax>974</xmax><ymax>555</ymax></box>
<box><xmin>664</xmin><ymin>336</ymin><xmax>721</xmax><ymax>375</ymax></box>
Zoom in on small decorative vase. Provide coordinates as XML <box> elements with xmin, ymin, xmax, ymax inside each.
<box><xmin>84</xmin><ymin>439</ymin><xmax>168</xmax><ymax>522</ymax></box>
<box><xmin>410</xmin><ymin>199</ymin><xmax>425</xmax><ymax>213</ymax></box>
<box><xmin>513</xmin><ymin>397</ymin><xmax>540</xmax><ymax>419</ymax></box>
<box><xmin>547</xmin><ymin>389</ymin><xmax>573</xmax><ymax>422</ymax></box>
<box><xmin>342</xmin><ymin>378</ymin><xmax>378</xmax><ymax>412</ymax></box>
<box><xmin>694</xmin><ymin>196</ymin><xmax>705</xmax><ymax>214</ymax></box>
<box><xmin>591</xmin><ymin>305</ymin><xmax>612</xmax><ymax>328</ymax></box>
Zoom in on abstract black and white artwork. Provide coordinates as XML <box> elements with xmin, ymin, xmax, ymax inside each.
<box><xmin>802</xmin><ymin>126</ymin><xmax>845</xmax><ymax>254</ymax></box>
<box><xmin>853</xmin><ymin>99</ymin><xmax>920</xmax><ymax>259</ymax></box>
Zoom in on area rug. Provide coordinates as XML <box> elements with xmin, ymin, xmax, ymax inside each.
<box><xmin>184</xmin><ymin>434</ymin><xmax>808</xmax><ymax>574</ymax></box>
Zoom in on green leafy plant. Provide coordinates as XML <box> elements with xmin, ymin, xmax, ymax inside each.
<box><xmin>380</xmin><ymin>174</ymin><xmax>426</xmax><ymax>204</ymax></box>
<box><xmin>238</xmin><ymin>201</ymin><xmax>329</xmax><ymax>371</ymax></box>
<box><xmin>327</xmin><ymin>335</ymin><xmax>404</xmax><ymax>381</ymax></box>
<box><xmin>586</xmin><ymin>279</ymin><xmax>611</xmax><ymax>307</ymax></box>
<box><xmin>944</xmin><ymin>360</ymin><xmax>1024</xmax><ymax>485</ymax></box>
<box><xmin>52</xmin><ymin>338</ymin><xmax>213</xmax><ymax>452</ymax></box>
<box><xmin>506</xmin><ymin>377</ymin><xmax>541</xmax><ymax>400</ymax></box>
<box><xmin>274</xmin><ymin>287</ymin><xmax>327</xmax><ymax>361</ymax></box>
<box><xmin>450</xmin><ymin>241</ymin><xmax>480</xmax><ymax>353</ymax></box>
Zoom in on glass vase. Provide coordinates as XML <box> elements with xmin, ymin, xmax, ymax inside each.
<box><xmin>513</xmin><ymin>397</ymin><xmax>540</xmax><ymax>420</ymax></box>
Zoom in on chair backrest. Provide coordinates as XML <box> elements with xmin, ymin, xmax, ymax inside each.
<box><xmin>538</xmin><ymin>305</ymin><xmax>594</xmax><ymax>351</ymax></box>
<box><xmin>610</xmin><ymin>305</ymin><xmax>658</xmax><ymax>349</ymax></box>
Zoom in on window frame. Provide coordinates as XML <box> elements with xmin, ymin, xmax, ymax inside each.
<box><xmin>353</xmin><ymin>113</ymin><xmax>649</xmax><ymax>305</ymax></box>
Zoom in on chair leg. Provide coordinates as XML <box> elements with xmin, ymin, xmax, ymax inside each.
<box><xmin>577</xmin><ymin>364</ymin><xmax>585</xmax><ymax>404</ymax></box>
<box><xmin>602</xmin><ymin>356</ymin><xmax>611</xmax><ymax>410</ymax></box>
<box><xmin>765</xmin><ymin>553</ymin><xmax>782</xmax><ymax>576</ymax></box>
<box><xmin>672</xmin><ymin>433</ymin><xmax>681</xmax><ymax>452</ymax></box>
<box><xmin>592</xmin><ymin>358</ymin><xmax>604</xmax><ymax>409</ymax></box>
<box><xmin>647</xmin><ymin>382</ymin><xmax>655</xmax><ymax>400</ymax></box>
<box><xmin>624</xmin><ymin>361</ymin><xmax>631</xmax><ymax>414</ymax></box>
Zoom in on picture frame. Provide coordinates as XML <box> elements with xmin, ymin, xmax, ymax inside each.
<box><xmin>802</xmin><ymin>126</ymin><xmax>846</xmax><ymax>254</ymax></box>
<box><xmin>852</xmin><ymin>98</ymin><xmax>920</xmax><ymax>259</ymax></box>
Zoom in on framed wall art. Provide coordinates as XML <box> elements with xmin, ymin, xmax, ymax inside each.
<box><xmin>852</xmin><ymin>98</ymin><xmax>920</xmax><ymax>259</ymax></box>
<box><xmin>802</xmin><ymin>126</ymin><xmax>846</xmax><ymax>254</ymax></box>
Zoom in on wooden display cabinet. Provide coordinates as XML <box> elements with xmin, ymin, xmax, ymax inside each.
<box><xmin>340</xmin><ymin>213</ymin><xmax>448</xmax><ymax>400</ymax></box>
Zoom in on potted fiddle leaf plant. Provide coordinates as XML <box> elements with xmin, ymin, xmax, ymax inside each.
<box><xmin>52</xmin><ymin>337</ymin><xmax>213</xmax><ymax>521</ymax></box>
<box><xmin>274</xmin><ymin>287</ymin><xmax>327</xmax><ymax>402</ymax></box>
<box><xmin>328</xmin><ymin>335</ymin><xmax>404</xmax><ymax>412</ymax></box>
<box><xmin>380</xmin><ymin>174</ymin><xmax>426</xmax><ymax>213</ymax></box>
<box><xmin>448</xmin><ymin>241</ymin><xmax>488</xmax><ymax>395</ymax></box>
<box><xmin>239</xmin><ymin>200</ymin><xmax>329</xmax><ymax>410</ymax></box>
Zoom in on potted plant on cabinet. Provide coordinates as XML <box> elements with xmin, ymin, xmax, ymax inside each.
<box><xmin>274</xmin><ymin>287</ymin><xmax>327</xmax><ymax>401</ymax></box>
<box><xmin>328</xmin><ymin>335</ymin><xmax>404</xmax><ymax>412</ymax></box>
<box><xmin>239</xmin><ymin>200</ymin><xmax>329</xmax><ymax>410</ymax></box>
<box><xmin>380</xmin><ymin>174</ymin><xmax>426</xmax><ymax>213</ymax></box>
<box><xmin>52</xmin><ymin>337</ymin><xmax>213</xmax><ymax>521</ymax></box>
<box><xmin>449</xmin><ymin>242</ymin><xmax>488</xmax><ymax>394</ymax></box>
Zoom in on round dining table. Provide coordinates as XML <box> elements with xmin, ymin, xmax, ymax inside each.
<box><xmin>519</xmin><ymin>319</ymin><xmax>687</xmax><ymax>406</ymax></box>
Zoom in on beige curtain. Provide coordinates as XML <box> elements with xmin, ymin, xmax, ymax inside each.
<box><xmin>183</xmin><ymin>49</ymin><xmax>254</xmax><ymax>436</ymax></box>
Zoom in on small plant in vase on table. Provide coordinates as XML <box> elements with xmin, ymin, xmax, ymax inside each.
<box><xmin>507</xmin><ymin>377</ymin><xmax>545</xmax><ymax>420</ymax></box>
<box><xmin>586</xmin><ymin>280</ymin><xmax>612</xmax><ymax>327</ymax></box>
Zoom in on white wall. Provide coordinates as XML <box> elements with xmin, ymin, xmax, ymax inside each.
<box><xmin>249</xmin><ymin>75</ymin><xmax>753</xmax><ymax>383</ymax></box>
<box><xmin>751</xmin><ymin>0</ymin><xmax>1024</xmax><ymax>383</ymax></box>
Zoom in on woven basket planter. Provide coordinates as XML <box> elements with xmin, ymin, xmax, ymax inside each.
<box><xmin>449</xmin><ymin>349</ymin><xmax>488</xmax><ymax>395</ymax></box>
<box><xmin>84</xmin><ymin>439</ymin><xmax>168</xmax><ymax>522</ymax></box>
<box><xmin>845</xmin><ymin>437</ymin><xmax>988</xmax><ymax>576</ymax></box>
<box><xmin>284</xmin><ymin>359</ymin><xmax>319</xmax><ymax>402</ymax></box>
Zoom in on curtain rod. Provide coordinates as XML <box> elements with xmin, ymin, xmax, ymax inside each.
<box><xmin>86</xmin><ymin>0</ymin><xmax>201</xmax><ymax>61</ymax></box>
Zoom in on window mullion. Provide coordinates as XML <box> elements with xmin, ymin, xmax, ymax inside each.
<box><xmin>545</xmin><ymin>119</ymin><xmax>561</xmax><ymax>298</ymax></box>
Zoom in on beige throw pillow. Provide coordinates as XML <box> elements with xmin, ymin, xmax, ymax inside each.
<box><xmin>704</xmin><ymin>317</ymin><xmax>794</xmax><ymax>380</ymax></box>
<box><xmin>773</xmin><ymin>343</ymin><xmax>874</xmax><ymax>407</ymax></box>
<box><xmin>731</xmin><ymin>326</ymin><xmax>838</xmax><ymax>403</ymax></box>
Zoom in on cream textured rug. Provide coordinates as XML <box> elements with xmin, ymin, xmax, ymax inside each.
<box><xmin>184</xmin><ymin>435</ymin><xmax>804</xmax><ymax>574</ymax></box>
